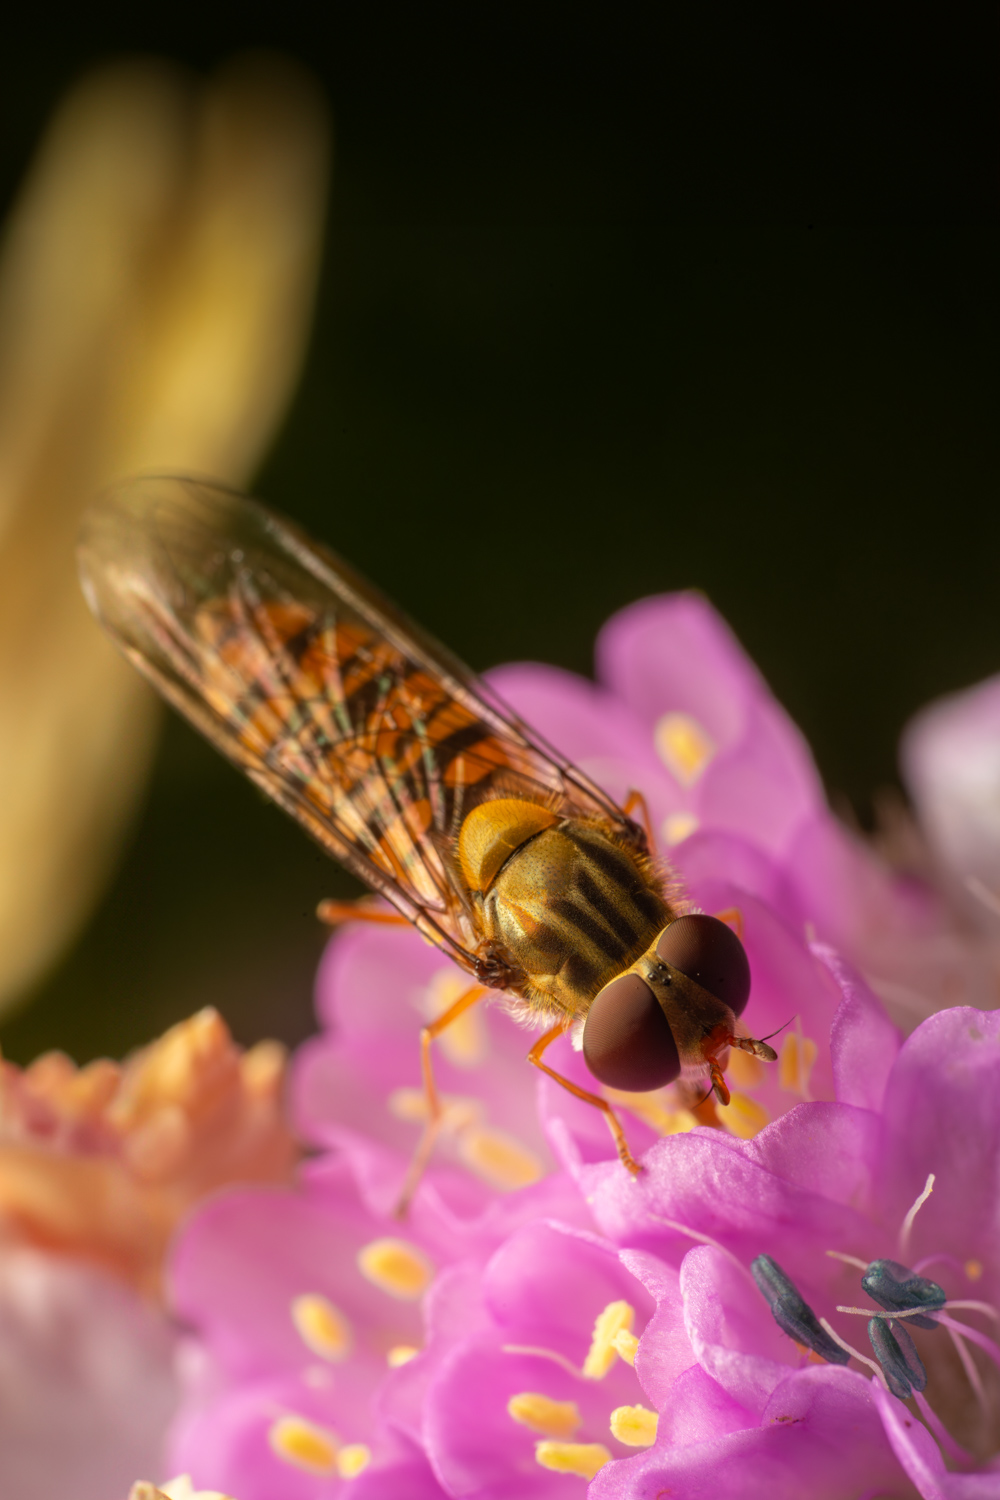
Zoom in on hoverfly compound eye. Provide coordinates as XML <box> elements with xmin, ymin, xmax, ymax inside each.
<box><xmin>655</xmin><ymin>914</ymin><xmax>751</xmax><ymax>1016</ymax></box>
<box><xmin>583</xmin><ymin>973</ymin><xmax>681</xmax><ymax>1091</ymax></box>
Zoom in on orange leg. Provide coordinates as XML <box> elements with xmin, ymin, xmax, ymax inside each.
<box><xmin>394</xmin><ymin>983</ymin><xmax>487</xmax><ymax>1218</ymax></box>
<box><xmin>317</xmin><ymin>897</ymin><xmax>409</xmax><ymax>928</ymax></box>
<box><xmin>712</xmin><ymin>906</ymin><xmax>744</xmax><ymax>939</ymax></box>
<box><xmin>707</xmin><ymin>1056</ymin><xmax>731</xmax><ymax>1107</ymax></box>
<box><xmin>623</xmin><ymin>788</ymin><xmax>656</xmax><ymax>853</ymax></box>
<box><xmin>527</xmin><ymin>1024</ymin><xmax>641</xmax><ymax>1175</ymax></box>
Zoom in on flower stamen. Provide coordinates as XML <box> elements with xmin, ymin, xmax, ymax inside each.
<box><xmin>752</xmin><ymin>1256</ymin><xmax>849</xmax><ymax>1365</ymax></box>
<box><xmin>583</xmin><ymin>1301</ymin><xmax>635</xmax><ymax>1379</ymax></box>
<box><xmin>609</xmin><ymin>1404</ymin><xmax>658</xmax><ymax>1447</ymax></box>
<box><xmin>899</xmin><ymin>1172</ymin><xmax>935</xmax><ymax>1259</ymax></box>
<box><xmin>945</xmin><ymin>1322</ymin><xmax>988</xmax><ymax>1414</ymax></box>
<box><xmin>356</xmin><ymin>1238</ymin><xmax>433</xmax><ymax>1300</ymax></box>
<box><xmin>290</xmin><ymin>1294</ymin><xmax>352</xmax><ymax>1362</ymax></box>
<box><xmin>535</xmin><ymin>1441</ymin><xmax>611</xmax><ymax>1479</ymax></box>
<box><xmin>507</xmin><ymin>1393</ymin><xmax>582</xmax><ymax>1438</ymax></box>
<box><xmin>825</xmin><ymin>1250</ymin><xmax>869</xmax><ymax>1272</ymax></box>
<box><xmin>816</xmin><ymin>1317</ymin><xmax>888</xmax><ymax>1387</ymax></box>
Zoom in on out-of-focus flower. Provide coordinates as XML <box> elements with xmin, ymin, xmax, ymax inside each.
<box><xmin>0</xmin><ymin>52</ymin><xmax>328</xmax><ymax>1012</ymax></box>
<box><xmin>0</xmin><ymin>1007</ymin><xmax>296</xmax><ymax>1295</ymax></box>
<box><xmin>130</xmin><ymin>1477</ymin><xmax>236</xmax><ymax>1500</ymax></box>
<box><xmin>0</xmin><ymin>1246</ymin><xmax>177</xmax><ymax>1500</ymax></box>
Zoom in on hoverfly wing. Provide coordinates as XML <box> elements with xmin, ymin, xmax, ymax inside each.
<box><xmin>78</xmin><ymin>475</ymin><xmax>628</xmax><ymax>973</ymax></box>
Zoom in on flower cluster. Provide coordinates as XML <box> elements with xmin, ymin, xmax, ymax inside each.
<box><xmin>154</xmin><ymin>595</ymin><xmax>1000</xmax><ymax>1499</ymax></box>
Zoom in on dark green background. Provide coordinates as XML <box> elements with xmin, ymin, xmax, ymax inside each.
<box><xmin>1</xmin><ymin>9</ymin><xmax>997</xmax><ymax>1064</ymax></box>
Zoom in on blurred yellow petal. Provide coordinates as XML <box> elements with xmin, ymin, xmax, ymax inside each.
<box><xmin>0</xmin><ymin>55</ymin><xmax>329</xmax><ymax>1013</ymax></box>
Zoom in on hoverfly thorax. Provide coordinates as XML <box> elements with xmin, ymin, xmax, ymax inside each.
<box><xmin>458</xmin><ymin>797</ymin><xmax>672</xmax><ymax>1015</ymax></box>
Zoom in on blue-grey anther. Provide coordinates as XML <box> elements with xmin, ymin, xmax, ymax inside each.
<box><xmin>751</xmin><ymin>1255</ymin><xmax>850</xmax><ymax>1365</ymax></box>
<box><xmin>862</xmin><ymin>1259</ymin><xmax>945</xmax><ymax>1331</ymax></box>
<box><xmin>868</xmin><ymin>1317</ymin><xmax>928</xmax><ymax>1400</ymax></box>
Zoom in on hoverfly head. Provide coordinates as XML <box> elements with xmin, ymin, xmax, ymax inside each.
<box><xmin>582</xmin><ymin>913</ymin><xmax>751</xmax><ymax>1092</ymax></box>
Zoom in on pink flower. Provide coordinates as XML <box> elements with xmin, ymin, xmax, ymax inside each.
<box><xmin>164</xmin><ymin>1142</ymin><xmax>591</xmax><ymax>1496</ymax></box>
<box><xmin>162</xmin><ymin>593</ymin><xmax>1000</xmax><ymax>1497</ymax></box>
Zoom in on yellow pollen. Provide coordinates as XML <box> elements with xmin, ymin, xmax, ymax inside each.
<box><xmin>535</xmin><ymin>1441</ymin><xmax>611</xmax><ymax>1479</ymax></box>
<box><xmin>423</xmin><ymin>969</ymin><xmax>488</xmax><ymax>1066</ymax></box>
<box><xmin>654</xmin><ymin>712</ymin><xmax>716</xmax><ymax>787</ymax></box>
<box><xmin>603</xmin><ymin>1085</ymin><xmax>696</xmax><ymax>1136</ymax></box>
<box><xmin>290</xmin><ymin>1294</ymin><xmax>352</xmax><ymax>1362</ymax></box>
<box><xmin>966</xmin><ymin>1260</ymin><xmax>984</xmax><ymax>1282</ymax></box>
<box><xmin>459</xmin><ymin>1126</ymin><xmax>545</xmax><ymax>1190</ymax></box>
<box><xmin>337</xmin><ymin>1444</ymin><xmax>372</xmax><ymax>1479</ymax></box>
<box><xmin>357</xmin><ymin>1238</ymin><xmax>434</xmax><ymax>1299</ymax></box>
<box><xmin>508</xmin><ymin>1392</ymin><xmax>583</xmax><ymax>1438</ymax></box>
<box><xmin>725</xmin><ymin>1046</ymin><xmax>764</xmax><ymax>1090</ymax></box>
<box><xmin>387</xmin><ymin>1344</ymin><xmax>420</xmax><ymax>1367</ymax></box>
<box><xmin>388</xmin><ymin>1087</ymin><xmax>483</xmax><ymax>1134</ymax></box>
<box><xmin>609</xmin><ymin>1403</ymin><xmax>659</xmax><ymax>1447</ymax></box>
<box><xmin>612</xmin><ymin>1328</ymin><xmax>639</xmax><ymax>1365</ymax></box>
<box><xmin>716</xmin><ymin>1091</ymin><xmax>771</xmax><ymax>1140</ymax></box>
<box><xmin>583</xmin><ymin>1300</ymin><xmax>635</xmax><ymax>1379</ymax></box>
<box><xmin>661</xmin><ymin>811</ymin><xmax>700</xmax><ymax>846</ymax></box>
<box><xmin>778</xmin><ymin>1033</ymin><xmax>818</xmax><ymax>1098</ymax></box>
<box><xmin>268</xmin><ymin>1415</ymin><xmax>339</xmax><ymax>1475</ymax></box>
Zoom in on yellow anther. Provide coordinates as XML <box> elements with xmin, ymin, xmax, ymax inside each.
<box><xmin>423</xmin><ymin>969</ymin><xmax>488</xmax><ymax>1066</ymax></box>
<box><xmin>966</xmin><ymin>1260</ymin><xmax>984</xmax><ymax>1282</ymax></box>
<box><xmin>290</xmin><ymin>1294</ymin><xmax>352</xmax><ymax>1361</ymax></box>
<box><xmin>459</xmin><ymin>1126</ymin><xmax>545</xmax><ymax>1191</ymax></box>
<box><xmin>779</xmin><ymin>1033</ymin><xmax>818</xmax><ymax>1097</ymax></box>
<box><xmin>535</xmin><ymin>1442</ymin><xmax>611</xmax><ymax>1479</ymax></box>
<box><xmin>603</xmin><ymin>1085</ymin><xmax>696</xmax><ymax>1137</ymax></box>
<box><xmin>583</xmin><ymin>1300</ymin><xmax>635</xmax><ymax>1379</ymax></box>
<box><xmin>507</xmin><ymin>1392</ymin><xmax>583</xmax><ymax>1438</ymax></box>
<box><xmin>609</xmin><ymin>1404</ymin><xmax>659</xmax><ymax>1447</ymax></box>
<box><xmin>387</xmin><ymin>1344</ymin><xmax>420</xmax><ymax>1367</ymax></box>
<box><xmin>337</xmin><ymin>1444</ymin><xmax>372</xmax><ymax>1479</ymax></box>
<box><xmin>661</xmin><ymin>811</ymin><xmax>700</xmax><ymax>846</ymax></box>
<box><xmin>152</xmin><ymin>1482</ymin><xmax>233</xmax><ymax>1500</ymax></box>
<box><xmin>612</xmin><ymin>1329</ymin><xmax>639</xmax><ymax>1365</ymax></box>
<box><xmin>716</xmin><ymin>1091</ymin><xmax>771</xmax><ymax>1140</ymax></box>
<box><xmin>388</xmin><ymin>1087</ymin><xmax>483</xmax><ymax>1134</ymax></box>
<box><xmin>725</xmin><ymin>1046</ymin><xmax>764</xmax><ymax>1090</ymax></box>
<box><xmin>357</xmin><ymin>1238</ymin><xmax>434</xmax><ymax>1299</ymax></box>
<box><xmin>268</xmin><ymin>1415</ymin><xmax>339</xmax><ymax>1475</ymax></box>
<box><xmin>654</xmin><ymin>713</ymin><xmax>716</xmax><ymax>787</ymax></box>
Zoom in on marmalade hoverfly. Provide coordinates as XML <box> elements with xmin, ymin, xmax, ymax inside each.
<box><xmin>78</xmin><ymin>476</ymin><xmax>776</xmax><ymax>1208</ymax></box>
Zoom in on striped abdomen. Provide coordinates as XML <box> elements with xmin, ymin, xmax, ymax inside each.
<box><xmin>481</xmin><ymin>819</ymin><xmax>671</xmax><ymax>1017</ymax></box>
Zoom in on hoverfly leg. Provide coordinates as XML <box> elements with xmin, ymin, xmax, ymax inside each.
<box><xmin>712</xmin><ymin>905</ymin><xmax>744</xmax><ymax>940</ymax></box>
<box><xmin>622</xmin><ymin>789</ymin><xmax>656</xmax><ymax>854</ymax></box>
<box><xmin>394</xmin><ymin>983</ymin><xmax>489</xmax><ymax>1219</ymax></box>
<box><xmin>316</xmin><ymin>898</ymin><xmax>409</xmax><ymax>928</ymax></box>
<box><xmin>527</xmin><ymin>1023</ymin><xmax>641</xmax><ymax>1176</ymax></box>
<box><xmin>707</xmin><ymin>1057</ymin><xmax>731</xmax><ymax>1107</ymax></box>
